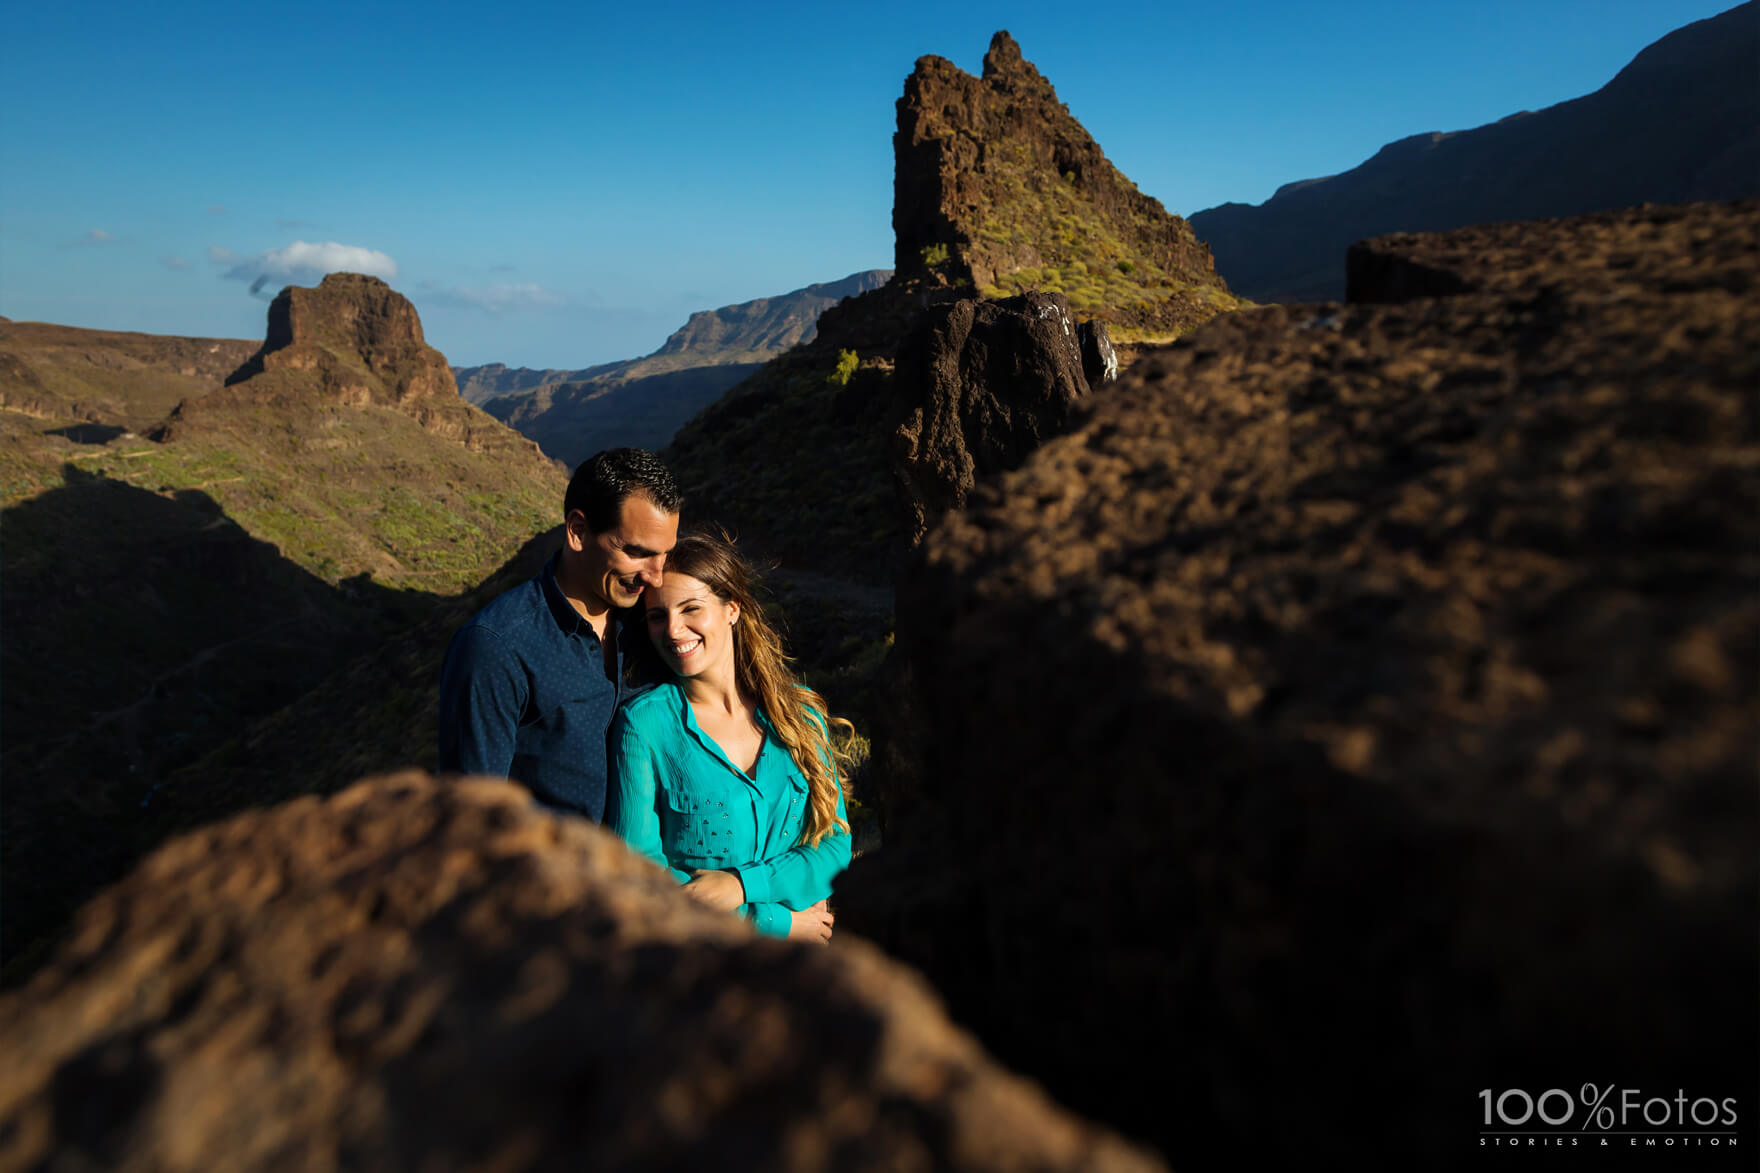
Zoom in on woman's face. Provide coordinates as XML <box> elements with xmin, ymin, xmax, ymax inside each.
<box><xmin>644</xmin><ymin>572</ymin><xmax>740</xmax><ymax>680</ymax></box>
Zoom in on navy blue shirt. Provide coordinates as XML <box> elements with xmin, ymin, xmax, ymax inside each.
<box><xmin>437</xmin><ymin>552</ymin><xmax>652</xmax><ymax>821</ymax></box>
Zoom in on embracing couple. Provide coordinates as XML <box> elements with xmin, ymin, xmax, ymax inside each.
<box><xmin>437</xmin><ymin>448</ymin><xmax>848</xmax><ymax>944</ymax></box>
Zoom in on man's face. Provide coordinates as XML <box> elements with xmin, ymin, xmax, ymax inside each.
<box><xmin>568</xmin><ymin>494</ymin><xmax>679</xmax><ymax>610</ymax></box>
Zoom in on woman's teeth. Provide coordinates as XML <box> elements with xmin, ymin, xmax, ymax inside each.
<box><xmin>672</xmin><ymin>638</ymin><xmax>702</xmax><ymax>657</ymax></box>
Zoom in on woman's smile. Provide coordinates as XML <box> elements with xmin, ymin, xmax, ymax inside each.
<box><xmin>645</xmin><ymin>573</ymin><xmax>737</xmax><ymax>679</ymax></box>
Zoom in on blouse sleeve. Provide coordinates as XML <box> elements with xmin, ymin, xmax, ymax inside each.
<box><xmin>734</xmin><ymin>716</ymin><xmax>851</xmax><ymax>910</ymax></box>
<box><xmin>606</xmin><ymin>709</ymin><xmax>692</xmax><ymax>885</ymax></box>
<box><xmin>745</xmin><ymin>902</ymin><xmax>793</xmax><ymax>937</ymax></box>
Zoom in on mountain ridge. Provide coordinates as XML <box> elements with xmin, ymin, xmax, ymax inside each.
<box><xmin>453</xmin><ymin>269</ymin><xmax>891</xmax><ymax>467</ymax></box>
<box><xmin>1188</xmin><ymin>1</ymin><xmax>1760</xmax><ymax>301</ymax></box>
<box><xmin>452</xmin><ymin>269</ymin><xmax>891</xmax><ymax>405</ymax></box>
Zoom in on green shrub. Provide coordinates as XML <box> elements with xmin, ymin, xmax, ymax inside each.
<box><xmin>827</xmin><ymin>349</ymin><xmax>859</xmax><ymax>388</ymax></box>
<box><xmin>920</xmin><ymin>242</ymin><xmax>950</xmax><ymax>267</ymax></box>
<box><xmin>1116</xmin><ymin>259</ymin><xmax>1135</xmax><ymax>275</ymax></box>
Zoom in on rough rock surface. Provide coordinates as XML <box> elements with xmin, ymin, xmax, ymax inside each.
<box><xmin>1076</xmin><ymin>320</ymin><xmax>1117</xmax><ymax>386</ymax></box>
<box><xmin>894</xmin><ymin>32</ymin><xmax>1233</xmax><ymax>333</ymax></box>
<box><xmin>0</xmin><ymin>773</ymin><xmax>1161</xmax><ymax>1173</ymax></box>
<box><xmin>237</xmin><ymin>273</ymin><xmax>456</xmax><ymax>402</ymax></box>
<box><xmin>1346</xmin><ymin>198</ymin><xmax>1759</xmax><ymax>302</ymax></box>
<box><xmin>892</xmin><ymin>291</ymin><xmax>1091</xmax><ymax>548</ymax></box>
<box><xmin>840</xmin><ymin>201</ymin><xmax>1760</xmax><ymax>1168</ymax></box>
<box><xmin>156</xmin><ymin>274</ymin><xmax>535</xmax><ymax>458</ymax></box>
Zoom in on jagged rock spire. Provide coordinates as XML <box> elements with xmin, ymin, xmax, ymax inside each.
<box><xmin>892</xmin><ymin>32</ymin><xmax>1233</xmax><ymax>335</ymax></box>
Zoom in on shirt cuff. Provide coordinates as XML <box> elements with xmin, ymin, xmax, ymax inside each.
<box><xmin>749</xmin><ymin>902</ymin><xmax>790</xmax><ymax>938</ymax></box>
<box><xmin>734</xmin><ymin>863</ymin><xmax>772</xmax><ymax>906</ymax></box>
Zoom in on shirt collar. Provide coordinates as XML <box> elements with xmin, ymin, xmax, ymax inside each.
<box><xmin>539</xmin><ymin>551</ymin><xmax>590</xmax><ymax>635</ymax></box>
<box><xmin>675</xmin><ymin>683</ymin><xmax>768</xmax><ymax>786</ymax></box>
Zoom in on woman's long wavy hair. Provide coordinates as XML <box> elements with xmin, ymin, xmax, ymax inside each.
<box><xmin>657</xmin><ymin>531</ymin><xmax>852</xmax><ymax>847</ymax></box>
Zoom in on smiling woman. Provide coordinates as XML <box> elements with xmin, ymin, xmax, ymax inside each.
<box><xmin>606</xmin><ymin>531</ymin><xmax>855</xmax><ymax>944</ymax></box>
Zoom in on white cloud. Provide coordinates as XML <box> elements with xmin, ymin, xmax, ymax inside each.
<box><xmin>62</xmin><ymin>228</ymin><xmax>119</xmax><ymax>249</ymax></box>
<box><xmin>163</xmin><ymin>255</ymin><xmax>190</xmax><ymax>270</ymax></box>
<box><xmin>418</xmin><ymin>281</ymin><xmax>566</xmax><ymax>313</ymax></box>
<box><xmin>218</xmin><ymin>240</ymin><xmax>399</xmax><ymax>298</ymax></box>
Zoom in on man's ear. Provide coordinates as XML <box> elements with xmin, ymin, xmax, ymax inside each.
<box><xmin>564</xmin><ymin>509</ymin><xmax>590</xmax><ymax>551</ymax></box>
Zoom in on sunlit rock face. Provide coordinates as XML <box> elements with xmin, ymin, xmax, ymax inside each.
<box><xmin>0</xmin><ymin>772</ymin><xmax>1162</xmax><ymax>1173</ymax></box>
<box><xmin>155</xmin><ymin>273</ymin><xmax>546</xmax><ymax>461</ymax></box>
<box><xmin>893</xmin><ymin>31</ymin><xmax>1235</xmax><ymax>334</ymax></box>
<box><xmin>842</xmin><ymin>199</ymin><xmax>1760</xmax><ymax>1170</ymax></box>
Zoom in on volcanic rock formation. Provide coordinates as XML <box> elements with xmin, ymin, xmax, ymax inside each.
<box><xmin>157</xmin><ymin>274</ymin><xmax>536</xmax><ymax>458</ymax></box>
<box><xmin>892</xmin><ymin>291</ymin><xmax>1094</xmax><ymax>549</ymax></box>
<box><xmin>894</xmin><ymin>31</ymin><xmax>1235</xmax><ymax>334</ymax></box>
<box><xmin>0</xmin><ymin>773</ymin><xmax>1160</xmax><ymax>1172</ymax></box>
<box><xmin>666</xmin><ymin>33</ymin><xmax>1194</xmax><ymax>582</ymax></box>
<box><xmin>231</xmin><ymin>273</ymin><xmax>456</xmax><ymax>402</ymax></box>
<box><xmin>1187</xmin><ymin>2</ymin><xmax>1760</xmax><ymax>302</ymax></box>
<box><xmin>840</xmin><ymin>200</ymin><xmax>1760</xmax><ymax>1168</ymax></box>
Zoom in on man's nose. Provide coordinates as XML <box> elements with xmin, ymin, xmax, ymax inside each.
<box><xmin>642</xmin><ymin>556</ymin><xmax>665</xmax><ymax>587</ymax></box>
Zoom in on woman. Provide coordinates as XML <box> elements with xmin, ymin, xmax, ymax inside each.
<box><xmin>606</xmin><ymin>532</ymin><xmax>852</xmax><ymax>943</ymax></box>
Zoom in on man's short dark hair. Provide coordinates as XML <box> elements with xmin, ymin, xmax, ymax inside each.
<box><xmin>565</xmin><ymin>448</ymin><xmax>683</xmax><ymax>534</ymax></box>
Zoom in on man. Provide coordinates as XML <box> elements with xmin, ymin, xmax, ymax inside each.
<box><xmin>438</xmin><ymin>447</ymin><xmax>681</xmax><ymax>820</ymax></box>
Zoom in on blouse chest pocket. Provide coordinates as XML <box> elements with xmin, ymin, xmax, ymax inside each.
<box><xmin>777</xmin><ymin>771</ymin><xmax>810</xmax><ymax>843</ymax></box>
<box><xmin>660</xmin><ymin>784</ymin><xmax>742</xmax><ymax>868</ymax></box>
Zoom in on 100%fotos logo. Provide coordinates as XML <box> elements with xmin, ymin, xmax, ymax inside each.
<box><xmin>1481</xmin><ymin>1084</ymin><xmax>1739</xmax><ymax>1131</ymax></box>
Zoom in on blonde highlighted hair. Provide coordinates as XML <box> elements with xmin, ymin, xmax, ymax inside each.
<box><xmin>660</xmin><ymin>531</ymin><xmax>852</xmax><ymax>847</ymax></box>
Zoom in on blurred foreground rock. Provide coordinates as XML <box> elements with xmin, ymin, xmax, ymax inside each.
<box><xmin>842</xmin><ymin>200</ymin><xmax>1760</xmax><ymax>1168</ymax></box>
<box><xmin>0</xmin><ymin>773</ymin><xmax>1159</xmax><ymax>1172</ymax></box>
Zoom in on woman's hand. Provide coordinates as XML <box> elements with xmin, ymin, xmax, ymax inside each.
<box><xmin>681</xmin><ymin>868</ymin><xmax>745</xmax><ymax>912</ymax></box>
<box><xmin>789</xmin><ymin>899</ymin><xmax>834</xmax><ymax>945</ymax></box>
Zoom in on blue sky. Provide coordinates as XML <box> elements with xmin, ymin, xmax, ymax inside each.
<box><xmin>0</xmin><ymin>0</ymin><xmax>1737</xmax><ymax>369</ymax></box>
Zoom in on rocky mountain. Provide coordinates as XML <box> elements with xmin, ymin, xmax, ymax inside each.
<box><xmin>454</xmin><ymin>270</ymin><xmax>892</xmax><ymax>465</ymax></box>
<box><xmin>1</xmin><ymin>274</ymin><xmax>565</xmax><ymax>970</ymax></box>
<box><xmin>667</xmin><ymin>32</ymin><xmax>1233</xmax><ymax>585</ymax></box>
<box><xmin>452</xmin><ymin>361</ymin><xmax>617</xmax><ymax>404</ymax></box>
<box><xmin>1188</xmin><ymin>1</ymin><xmax>1760</xmax><ymax>302</ymax></box>
<box><xmin>477</xmin><ymin>362</ymin><xmax>765</xmax><ymax>469</ymax></box>
<box><xmin>159</xmin><ymin>273</ymin><xmax>535</xmax><ymax>458</ymax></box>
<box><xmin>652</xmin><ymin>269</ymin><xmax>893</xmax><ymax>359</ymax></box>
<box><xmin>894</xmin><ymin>31</ymin><xmax>1239</xmax><ymax>337</ymax></box>
<box><xmin>0</xmin><ymin>319</ymin><xmax>256</xmax><ymax>435</ymax></box>
<box><xmin>841</xmin><ymin>199</ymin><xmax>1760</xmax><ymax>1168</ymax></box>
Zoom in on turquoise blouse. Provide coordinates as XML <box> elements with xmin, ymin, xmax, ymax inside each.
<box><xmin>606</xmin><ymin>682</ymin><xmax>851</xmax><ymax>937</ymax></box>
